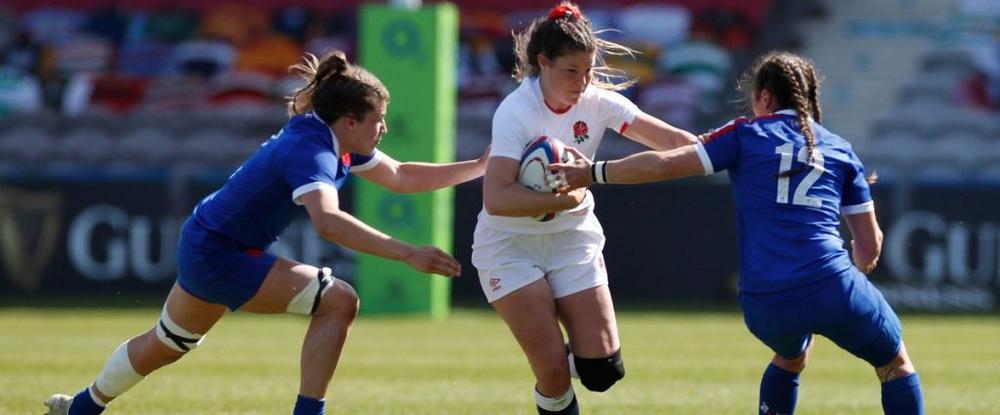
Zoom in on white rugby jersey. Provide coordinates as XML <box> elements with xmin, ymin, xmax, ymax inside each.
<box><xmin>480</xmin><ymin>77</ymin><xmax>640</xmax><ymax>234</ymax></box>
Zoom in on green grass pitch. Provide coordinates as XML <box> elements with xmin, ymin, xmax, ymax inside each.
<box><xmin>2</xmin><ymin>307</ymin><xmax>998</xmax><ymax>414</ymax></box>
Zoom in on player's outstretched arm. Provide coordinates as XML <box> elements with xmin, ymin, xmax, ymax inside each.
<box><xmin>621</xmin><ymin>111</ymin><xmax>699</xmax><ymax>151</ymax></box>
<box><xmin>355</xmin><ymin>147</ymin><xmax>490</xmax><ymax>193</ymax></box>
<box><xmin>550</xmin><ymin>145</ymin><xmax>706</xmax><ymax>190</ymax></box>
<box><xmin>844</xmin><ymin>210</ymin><xmax>883</xmax><ymax>274</ymax></box>
<box><xmin>300</xmin><ymin>185</ymin><xmax>461</xmax><ymax>277</ymax></box>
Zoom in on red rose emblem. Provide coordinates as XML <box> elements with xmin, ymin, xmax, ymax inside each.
<box><xmin>572</xmin><ymin>121</ymin><xmax>590</xmax><ymax>144</ymax></box>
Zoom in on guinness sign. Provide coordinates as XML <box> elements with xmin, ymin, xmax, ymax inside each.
<box><xmin>0</xmin><ymin>185</ymin><xmax>62</xmax><ymax>293</ymax></box>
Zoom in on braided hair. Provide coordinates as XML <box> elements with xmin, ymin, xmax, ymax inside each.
<box><xmin>742</xmin><ymin>52</ymin><xmax>819</xmax><ymax>166</ymax></box>
<box><xmin>740</xmin><ymin>52</ymin><xmax>876</xmax><ymax>183</ymax></box>
<box><xmin>286</xmin><ymin>50</ymin><xmax>389</xmax><ymax>123</ymax></box>
<box><xmin>512</xmin><ymin>1</ymin><xmax>637</xmax><ymax>91</ymax></box>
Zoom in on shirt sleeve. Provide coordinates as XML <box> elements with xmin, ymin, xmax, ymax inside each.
<box><xmin>348</xmin><ymin>149</ymin><xmax>383</xmax><ymax>172</ymax></box>
<box><xmin>490</xmin><ymin>100</ymin><xmax>532</xmax><ymax>161</ymax></box>
<box><xmin>599</xmin><ymin>90</ymin><xmax>641</xmax><ymax>135</ymax></box>
<box><xmin>840</xmin><ymin>150</ymin><xmax>874</xmax><ymax>215</ymax></box>
<box><xmin>283</xmin><ymin>134</ymin><xmax>340</xmax><ymax>205</ymax></box>
<box><xmin>695</xmin><ymin>118</ymin><xmax>744</xmax><ymax>174</ymax></box>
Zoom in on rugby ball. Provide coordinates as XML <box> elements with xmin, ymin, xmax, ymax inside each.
<box><xmin>518</xmin><ymin>136</ymin><xmax>573</xmax><ymax>221</ymax></box>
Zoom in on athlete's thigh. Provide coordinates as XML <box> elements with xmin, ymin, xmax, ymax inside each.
<box><xmin>819</xmin><ymin>271</ymin><xmax>903</xmax><ymax>367</ymax></box>
<box><xmin>163</xmin><ymin>282</ymin><xmax>227</xmax><ymax>334</ymax></box>
<box><xmin>556</xmin><ymin>284</ymin><xmax>619</xmax><ymax>357</ymax></box>
<box><xmin>740</xmin><ymin>291</ymin><xmax>813</xmax><ymax>359</ymax></box>
<box><xmin>545</xmin><ymin>225</ymin><xmax>608</xmax><ymax>302</ymax></box>
<box><xmin>472</xmin><ymin>225</ymin><xmax>545</xmax><ymax>303</ymax></box>
<box><xmin>238</xmin><ymin>256</ymin><xmax>350</xmax><ymax>314</ymax></box>
<box><xmin>492</xmin><ymin>278</ymin><xmax>567</xmax><ymax>366</ymax></box>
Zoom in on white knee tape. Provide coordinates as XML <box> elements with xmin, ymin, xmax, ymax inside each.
<box><xmin>155</xmin><ymin>308</ymin><xmax>204</xmax><ymax>353</ymax></box>
<box><xmin>94</xmin><ymin>341</ymin><xmax>144</xmax><ymax>398</ymax></box>
<box><xmin>287</xmin><ymin>267</ymin><xmax>335</xmax><ymax>315</ymax></box>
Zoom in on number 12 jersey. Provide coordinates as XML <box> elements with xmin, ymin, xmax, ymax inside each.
<box><xmin>695</xmin><ymin>109</ymin><xmax>874</xmax><ymax>293</ymax></box>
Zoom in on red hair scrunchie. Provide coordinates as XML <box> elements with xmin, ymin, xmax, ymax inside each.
<box><xmin>548</xmin><ymin>4</ymin><xmax>581</xmax><ymax>21</ymax></box>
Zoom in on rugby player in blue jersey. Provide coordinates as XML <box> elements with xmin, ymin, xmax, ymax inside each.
<box><xmin>45</xmin><ymin>50</ymin><xmax>488</xmax><ymax>415</ymax></box>
<box><xmin>550</xmin><ymin>52</ymin><xmax>924</xmax><ymax>415</ymax></box>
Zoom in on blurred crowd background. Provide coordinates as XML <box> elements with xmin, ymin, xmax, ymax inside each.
<box><xmin>1</xmin><ymin>0</ymin><xmax>998</xmax><ymax>310</ymax></box>
<box><xmin>0</xmin><ymin>0</ymin><xmax>997</xmax><ymax>179</ymax></box>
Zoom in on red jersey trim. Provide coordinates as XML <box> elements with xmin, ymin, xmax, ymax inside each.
<box><xmin>543</xmin><ymin>99</ymin><xmax>572</xmax><ymax>114</ymax></box>
<box><xmin>619</xmin><ymin>121</ymin><xmax>631</xmax><ymax>135</ymax></box>
<box><xmin>703</xmin><ymin>118</ymin><xmax>747</xmax><ymax>145</ymax></box>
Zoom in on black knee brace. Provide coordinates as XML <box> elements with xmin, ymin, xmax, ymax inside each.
<box><xmin>574</xmin><ymin>349</ymin><xmax>625</xmax><ymax>392</ymax></box>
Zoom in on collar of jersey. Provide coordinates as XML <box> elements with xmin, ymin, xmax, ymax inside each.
<box><xmin>530</xmin><ymin>77</ymin><xmax>574</xmax><ymax>115</ymax></box>
<box><xmin>771</xmin><ymin>109</ymin><xmax>815</xmax><ymax>123</ymax></box>
<box><xmin>307</xmin><ymin>110</ymin><xmax>342</xmax><ymax>156</ymax></box>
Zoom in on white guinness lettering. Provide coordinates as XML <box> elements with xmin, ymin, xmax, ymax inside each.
<box><xmin>68</xmin><ymin>205</ymin><xmax>129</xmax><ymax>281</ymax></box>
<box><xmin>129</xmin><ymin>216</ymin><xmax>179</xmax><ymax>282</ymax></box>
<box><xmin>69</xmin><ymin>205</ymin><xmax>177</xmax><ymax>282</ymax></box>
<box><xmin>885</xmin><ymin>211</ymin><xmax>997</xmax><ymax>284</ymax></box>
<box><xmin>881</xmin><ymin>211</ymin><xmax>997</xmax><ymax>310</ymax></box>
<box><xmin>67</xmin><ymin>205</ymin><xmax>349</xmax><ymax>283</ymax></box>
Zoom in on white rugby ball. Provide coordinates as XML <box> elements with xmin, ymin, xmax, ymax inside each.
<box><xmin>518</xmin><ymin>136</ymin><xmax>574</xmax><ymax>222</ymax></box>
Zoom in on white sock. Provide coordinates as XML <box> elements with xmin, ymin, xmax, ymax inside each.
<box><xmin>535</xmin><ymin>386</ymin><xmax>575</xmax><ymax>412</ymax></box>
<box><xmin>94</xmin><ymin>341</ymin><xmax>145</xmax><ymax>398</ymax></box>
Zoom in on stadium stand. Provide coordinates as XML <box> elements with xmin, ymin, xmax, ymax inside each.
<box><xmin>4</xmin><ymin>0</ymin><xmax>993</xmax><ymax>183</ymax></box>
<box><xmin>800</xmin><ymin>0</ymin><xmax>998</xmax><ymax>183</ymax></box>
<box><xmin>0</xmin><ymin>0</ymin><xmax>773</xmax><ymax>176</ymax></box>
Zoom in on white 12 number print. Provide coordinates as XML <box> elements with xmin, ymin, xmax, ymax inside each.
<box><xmin>775</xmin><ymin>143</ymin><xmax>825</xmax><ymax>207</ymax></box>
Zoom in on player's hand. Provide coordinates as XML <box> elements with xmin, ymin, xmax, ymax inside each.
<box><xmin>851</xmin><ymin>240</ymin><xmax>879</xmax><ymax>274</ymax></box>
<box><xmin>565</xmin><ymin>186</ymin><xmax>588</xmax><ymax>205</ymax></box>
<box><xmin>402</xmin><ymin>245</ymin><xmax>462</xmax><ymax>277</ymax></box>
<box><xmin>548</xmin><ymin>147</ymin><xmax>593</xmax><ymax>191</ymax></box>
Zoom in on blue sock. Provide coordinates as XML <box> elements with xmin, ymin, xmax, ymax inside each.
<box><xmin>881</xmin><ymin>373</ymin><xmax>924</xmax><ymax>415</ymax></box>
<box><xmin>293</xmin><ymin>394</ymin><xmax>325</xmax><ymax>415</ymax></box>
<box><xmin>68</xmin><ymin>388</ymin><xmax>105</xmax><ymax>415</ymax></box>
<box><xmin>759</xmin><ymin>363</ymin><xmax>800</xmax><ymax>415</ymax></box>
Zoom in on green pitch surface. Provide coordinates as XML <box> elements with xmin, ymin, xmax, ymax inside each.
<box><xmin>2</xmin><ymin>307</ymin><xmax>998</xmax><ymax>414</ymax></box>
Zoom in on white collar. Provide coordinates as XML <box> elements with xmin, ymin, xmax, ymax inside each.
<box><xmin>773</xmin><ymin>109</ymin><xmax>815</xmax><ymax>123</ymax></box>
<box><xmin>309</xmin><ymin>111</ymin><xmax>342</xmax><ymax>156</ymax></box>
<box><xmin>528</xmin><ymin>77</ymin><xmax>577</xmax><ymax>115</ymax></box>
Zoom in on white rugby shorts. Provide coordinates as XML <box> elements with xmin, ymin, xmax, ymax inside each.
<box><xmin>472</xmin><ymin>215</ymin><xmax>607</xmax><ymax>303</ymax></box>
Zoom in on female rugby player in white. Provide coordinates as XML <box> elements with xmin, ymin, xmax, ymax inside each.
<box><xmin>473</xmin><ymin>2</ymin><xmax>697</xmax><ymax>414</ymax></box>
<box><xmin>45</xmin><ymin>50</ymin><xmax>488</xmax><ymax>415</ymax></box>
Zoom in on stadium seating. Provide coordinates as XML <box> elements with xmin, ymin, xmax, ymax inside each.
<box><xmin>799</xmin><ymin>0</ymin><xmax>998</xmax><ymax>182</ymax></box>
<box><xmin>0</xmin><ymin>1</ymin><xmax>864</xmax><ymax>179</ymax></box>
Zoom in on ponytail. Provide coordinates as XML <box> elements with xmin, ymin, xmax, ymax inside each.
<box><xmin>285</xmin><ymin>50</ymin><xmax>389</xmax><ymax>123</ymax></box>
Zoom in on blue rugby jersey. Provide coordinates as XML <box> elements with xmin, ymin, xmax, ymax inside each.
<box><xmin>695</xmin><ymin>109</ymin><xmax>873</xmax><ymax>293</ymax></box>
<box><xmin>189</xmin><ymin>111</ymin><xmax>380</xmax><ymax>249</ymax></box>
